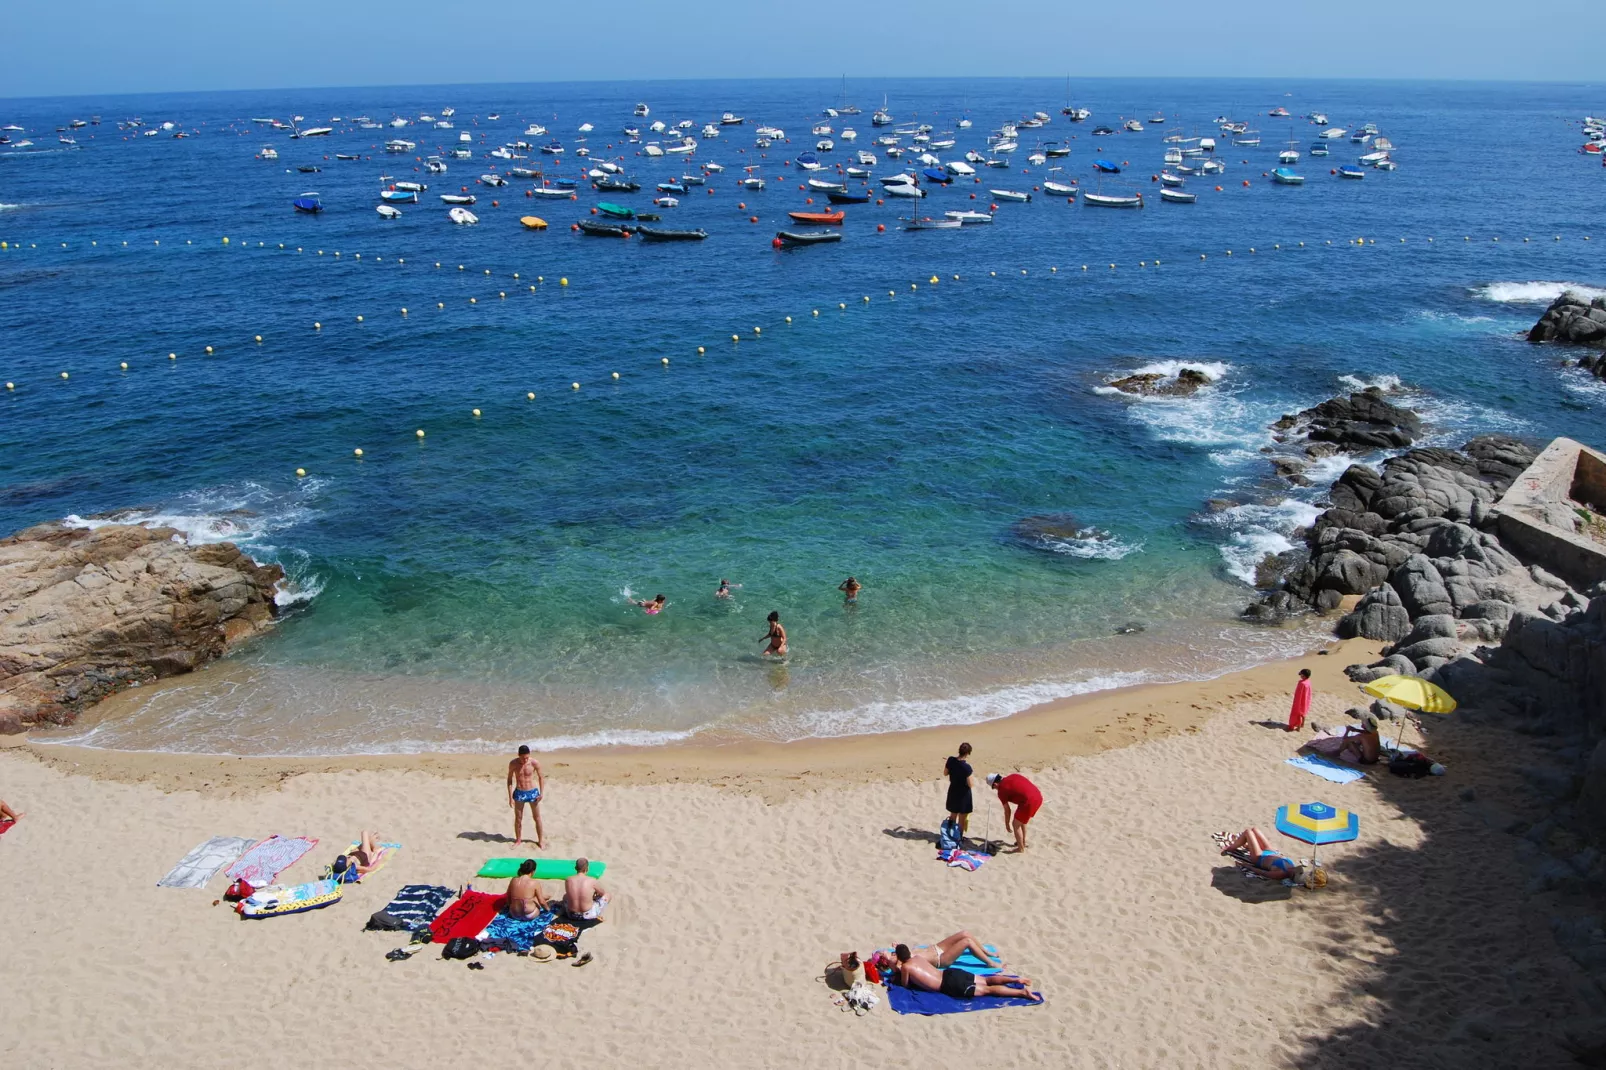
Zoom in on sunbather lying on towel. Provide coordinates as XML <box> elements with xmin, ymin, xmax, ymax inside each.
<box><xmin>563</xmin><ymin>857</ymin><xmax>608</xmax><ymax>922</ymax></box>
<box><xmin>891</xmin><ymin>944</ymin><xmax>1040</xmax><ymax>1001</ymax></box>
<box><xmin>1303</xmin><ymin>715</ymin><xmax>1381</xmax><ymax>765</ymax></box>
<box><xmin>907</xmin><ymin>931</ymin><xmax>1001</xmax><ymax>970</ymax></box>
<box><xmin>331</xmin><ymin>831</ymin><xmax>386</xmax><ymax>883</ymax></box>
<box><xmin>506</xmin><ymin>859</ymin><xmax>552</xmax><ymax>920</ymax></box>
<box><xmin>1220</xmin><ymin>828</ymin><xmax>1305</xmax><ymax>882</ymax></box>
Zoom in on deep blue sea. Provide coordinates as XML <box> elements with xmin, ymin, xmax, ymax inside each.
<box><xmin>2</xmin><ymin>77</ymin><xmax>1602</xmax><ymax>754</ymax></box>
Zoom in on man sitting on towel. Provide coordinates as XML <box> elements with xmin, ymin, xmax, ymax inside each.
<box><xmin>506</xmin><ymin>858</ymin><xmax>551</xmax><ymax>920</ymax></box>
<box><xmin>892</xmin><ymin>944</ymin><xmax>1040</xmax><ymax>1002</ymax></box>
<box><xmin>563</xmin><ymin>858</ymin><xmax>609</xmax><ymax>922</ymax></box>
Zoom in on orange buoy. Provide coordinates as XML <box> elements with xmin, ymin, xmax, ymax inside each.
<box><xmin>876</xmin><ymin>198</ymin><xmax>884</xmax><ymax>205</ymax></box>
<box><xmin>590</xmin><ymin>207</ymin><xmax>597</xmax><ymax>214</ymax></box>
<box><xmin>1215</xmin><ymin>185</ymin><xmax>1222</xmax><ymax>191</ymax></box>
<box><xmin>571</xmin><ymin>223</ymin><xmax>579</xmax><ymax>230</ymax></box>
<box><xmin>750</xmin><ymin>216</ymin><xmax>758</xmax><ymax>223</ymax></box>
<box><xmin>877</xmin><ymin>223</ymin><xmax>885</xmax><ymax>232</ymax></box>
<box><xmin>772</xmin><ymin>237</ymin><xmax>783</xmax><ymax>248</ymax></box>
<box><xmin>738</xmin><ymin>202</ymin><xmax>746</xmax><ymax>210</ymax></box>
<box><xmin>806</xmin><ymin>197</ymin><xmax>813</xmax><ymax>204</ymax></box>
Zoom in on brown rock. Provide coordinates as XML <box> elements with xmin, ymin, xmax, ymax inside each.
<box><xmin>0</xmin><ymin>521</ymin><xmax>283</xmax><ymax>730</ymax></box>
<box><xmin>1108</xmin><ymin>367</ymin><xmax>1212</xmax><ymax>397</ymax></box>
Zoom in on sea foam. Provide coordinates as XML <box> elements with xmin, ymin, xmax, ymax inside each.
<box><xmin>1473</xmin><ymin>281</ymin><xmax>1606</xmax><ymax>304</ymax></box>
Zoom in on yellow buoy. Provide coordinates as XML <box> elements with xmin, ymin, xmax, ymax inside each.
<box><xmin>438</xmin><ymin>302</ymin><xmax>444</xmax><ymax>309</ymax></box>
<box><xmin>990</xmin><ymin>271</ymin><xmax>996</xmax><ymax>276</ymax></box>
<box><xmin>314</xmin><ymin>321</ymin><xmax>322</xmax><ymax>329</ymax></box>
<box><xmin>472</xmin><ymin>408</ymin><xmax>481</xmax><ymax>417</ymax></box>
<box><xmin>1155</xmin><ymin>259</ymin><xmax>1161</xmax><ymax>266</ymax></box>
<box><xmin>1050</xmin><ymin>267</ymin><xmax>1057</xmax><ymax>273</ymax></box>
<box><xmin>513</xmin><ymin>273</ymin><xmax>520</xmax><ymax>279</ymax></box>
<box><xmin>697</xmin><ymin>346</ymin><xmax>706</xmax><ymax>354</ymax></box>
<box><xmin>416</xmin><ymin>429</ymin><xmax>426</xmax><ymax>438</ymax></box>
<box><xmin>838</xmin><ymin>302</ymin><xmax>846</xmax><ymax>309</ymax></box>
<box><xmin>355</xmin><ymin>316</ymin><xmax>363</xmax><ymax>323</ymax></box>
<box><xmin>255</xmin><ymin>335</ymin><xmax>263</xmax><ymax>343</ymax></box>
<box><xmin>354</xmin><ymin>448</ymin><xmax>363</xmax><ymax>458</ymax></box>
<box><xmin>529</xmin><ymin>285</ymin><xmax>535</xmax><ymax>292</ymax></box>
<box><xmin>119</xmin><ymin>362</ymin><xmax>128</xmax><ymax>370</ymax></box>
<box><xmin>571</xmin><ymin>382</ymin><xmax>580</xmax><ymax>390</ymax></box>
<box><xmin>469</xmin><ymin>297</ymin><xmax>477</xmax><ymax>304</ymax></box>
<box><xmin>862</xmin><ymin>296</ymin><xmax>869</xmax><ymax>302</ymax></box>
<box><xmin>560</xmin><ymin>277</ymin><xmax>569</xmax><ymax>287</ymax></box>
<box><xmin>930</xmin><ymin>275</ymin><xmax>939</xmax><ymax>284</ymax></box>
<box><xmin>205</xmin><ymin>345</ymin><xmax>214</xmax><ymax>353</ymax></box>
<box><xmin>222</xmin><ymin>237</ymin><xmax>229</xmax><ymax>244</ymax></box>
<box><xmin>400</xmin><ymin>308</ymin><xmax>407</xmax><ymax>315</ymax></box>
<box><xmin>612</xmin><ymin>372</ymin><xmax>620</xmax><ymax>380</ymax></box>
<box><xmin>661</xmin><ymin>357</ymin><xmax>669</xmax><ymax>366</ymax></box>
<box><xmin>538</xmin><ymin>276</ymin><xmax>544</xmax><ymax>282</ymax></box>
<box><xmin>4</xmin><ymin>382</ymin><xmax>12</xmax><ymax>390</ymax></box>
<box><xmin>60</xmin><ymin>371</ymin><xmax>69</xmax><ymax>379</ymax></box>
<box><xmin>435</xmin><ymin>261</ymin><xmax>441</xmax><ymax>268</ymax></box>
<box><xmin>732</xmin><ymin>334</ymin><xmax>740</xmax><ymax>342</ymax></box>
<box><xmin>785</xmin><ymin>316</ymin><xmax>792</xmax><ymax>323</ymax></box>
<box><xmin>458</xmin><ymin>264</ymin><xmax>465</xmax><ymax>271</ymax></box>
<box><xmin>499</xmin><ymin>292</ymin><xmax>506</xmax><ymax>298</ymax></box>
<box><xmin>484</xmin><ymin>269</ymin><xmax>491</xmax><ymax>275</ymax></box>
<box><xmin>527</xmin><ymin>392</ymin><xmax>535</xmax><ymax>400</ymax></box>
<box><xmin>295</xmin><ymin>468</ymin><xmax>305</xmax><ymax>477</ymax></box>
<box><xmin>812</xmin><ymin>310</ymin><xmax>819</xmax><ymax>317</ymax></box>
<box><xmin>754</xmin><ymin>326</ymin><xmax>761</xmax><ymax>334</ymax></box>
<box><xmin>169</xmin><ymin>353</ymin><xmax>177</xmax><ymax>360</ymax></box>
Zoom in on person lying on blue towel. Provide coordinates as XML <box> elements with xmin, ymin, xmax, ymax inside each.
<box><xmin>892</xmin><ymin>944</ymin><xmax>1041</xmax><ymax>1002</ymax></box>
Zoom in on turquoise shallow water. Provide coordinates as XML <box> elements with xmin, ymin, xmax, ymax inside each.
<box><xmin>2</xmin><ymin>77</ymin><xmax>1603</xmax><ymax>753</ymax></box>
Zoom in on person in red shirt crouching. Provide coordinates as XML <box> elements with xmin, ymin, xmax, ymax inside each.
<box><xmin>987</xmin><ymin>772</ymin><xmax>1042</xmax><ymax>853</ymax></box>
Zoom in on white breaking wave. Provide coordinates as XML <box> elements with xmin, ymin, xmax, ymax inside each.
<box><xmin>779</xmin><ymin>671</ymin><xmax>1156</xmax><ymax>742</ymax></box>
<box><xmin>1337</xmin><ymin>373</ymin><xmax>1404</xmax><ymax>393</ymax></box>
<box><xmin>0</xmin><ymin>203</ymin><xmax>20</xmax><ymax>211</ymax></box>
<box><xmin>1127</xmin><ymin>359</ymin><xmax>1231</xmax><ymax>381</ymax></box>
<box><xmin>1200</xmin><ymin>498</ymin><xmax>1322</xmax><ymax>586</ymax></box>
<box><xmin>1472</xmin><ymin>281</ymin><xmax>1606</xmax><ymax>304</ymax></box>
<box><xmin>1033</xmin><ymin>530</ymin><xmax>1143</xmax><ymax>561</ymax></box>
<box><xmin>64</xmin><ymin>481</ymin><xmax>324</xmax><ymax>606</ymax></box>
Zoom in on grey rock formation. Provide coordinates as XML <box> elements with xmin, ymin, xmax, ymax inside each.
<box><xmin>1108</xmin><ymin>367</ymin><xmax>1212</xmax><ymax>397</ymax></box>
<box><xmin>1527</xmin><ymin>291</ymin><xmax>1606</xmax><ymax>346</ymax></box>
<box><xmin>1272</xmin><ymin>388</ymin><xmax>1422</xmax><ymax>452</ymax></box>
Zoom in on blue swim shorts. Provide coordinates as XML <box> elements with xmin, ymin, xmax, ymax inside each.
<box><xmin>513</xmin><ymin>787</ymin><xmax>542</xmax><ymax>804</ymax></box>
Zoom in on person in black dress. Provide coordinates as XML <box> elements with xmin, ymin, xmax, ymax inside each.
<box><xmin>944</xmin><ymin>742</ymin><xmax>975</xmax><ymax>839</ymax></box>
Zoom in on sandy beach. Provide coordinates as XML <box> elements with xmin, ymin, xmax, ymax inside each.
<box><xmin>0</xmin><ymin>638</ymin><xmax>1592</xmax><ymax>1068</ymax></box>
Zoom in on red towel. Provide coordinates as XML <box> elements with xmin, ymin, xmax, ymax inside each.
<box><xmin>430</xmin><ymin>890</ymin><xmax>507</xmax><ymax>944</ymax></box>
<box><xmin>0</xmin><ymin>819</ymin><xmax>14</xmax><ymax>837</ymax></box>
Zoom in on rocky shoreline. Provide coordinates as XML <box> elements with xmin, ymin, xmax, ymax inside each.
<box><xmin>0</xmin><ymin>520</ymin><xmax>283</xmax><ymax>732</ymax></box>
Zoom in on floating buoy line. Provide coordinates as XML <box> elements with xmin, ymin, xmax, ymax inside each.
<box><xmin>2</xmin><ymin>230</ymin><xmax>1598</xmax><ymax>479</ymax></box>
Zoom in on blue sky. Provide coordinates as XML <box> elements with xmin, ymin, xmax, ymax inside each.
<box><xmin>3</xmin><ymin>0</ymin><xmax>1602</xmax><ymax>98</ymax></box>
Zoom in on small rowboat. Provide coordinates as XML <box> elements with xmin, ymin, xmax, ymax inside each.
<box><xmin>596</xmin><ymin>201</ymin><xmax>635</xmax><ymax>219</ymax></box>
<box><xmin>1337</xmin><ymin>166</ymin><xmax>1365</xmax><ymax>180</ymax></box>
<box><xmin>577</xmin><ymin>219</ymin><xmax>631</xmax><ymax>237</ymax></box>
<box><xmin>786</xmin><ymin>210</ymin><xmax>845</xmax><ymax>224</ymax></box>
<box><xmin>904</xmin><ymin>216</ymin><xmax>962</xmax><ymax>230</ymax></box>
<box><xmin>392</xmin><ymin>181</ymin><xmax>425</xmax><ymax>192</ymax></box>
<box><xmin>1043</xmin><ymin>181</ymin><xmax>1077</xmax><ymax>195</ymax></box>
<box><xmin>1094</xmin><ymin>159</ymin><xmax>1121</xmax><ymax>173</ymax></box>
<box><xmin>448</xmin><ymin>207</ymin><xmax>479</xmax><ymax>224</ymax></box>
<box><xmin>989</xmin><ymin>189</ymin><xmax>1031</xmax><ymax>202</ymax></box>
<box><xmin>594</xmin><ymin>178</ymin><xmax>640</xmax><ymax>192</ymax></box>
<box><xmin>292</xmin><ymin>194</ymin><xmax>323</xmax><ymax>213</ymax></box>
<box><xmin>380</xmin><ymin>190</ymin><xmax>417</xmax><ymax>203</ymax></box>
<box><xmin>637</xmin><ymin>225</ymin><xmax>708</xmax><ymax>242</ymax></box>
<box><xmin>1084</xmin><ymin>191</ymin><xmax>1143</xmax><ymax>207</ymax></box>
<box><xmin>481</xmin><ymin>174</ymin><xmax>507</xmax><ymax>186</ymax></box>
<box><xmin>656</xmin><ymin>182</ymin><xmax>687</xmax><ymax>193</ymax></box>
<box><xmin>1159</xmin><ymin>188</ymin><xmax>1196</xmax><ymax>203</ymax></box>
<box><xmin>776</xmin><ymin>230</ymin><xmax>842</xmax><ymax>245</ymax></box>
<box><xmin>1159</xmin><ymin>172</ymin><xmax>1185</xmax><ymax>187</ymax></box>
<box><xmin>944</xmin><ymin>210</ymin><xmax>993</xmax><ymax>224</ymax></box>
<box><xmin>826</xmin><ymin>190</ymin><xmax>870</xmax><ymax>204</ymax></box>
<box><xmin>520</xmin><ymin>216</ymin><xmax>548</xmax><ymax>229</ymax></box>
<box><xmin>1271</xmin><ymin>167</ymin><xmax>1305</xmax><ymax>185</ymax></box>
<box><xmin>376</xmin><ymin>204</ymin><xmax>402</xmax><ymax>219</ymax></box>
<box><xmin>440</xmin><ymin>194</ymin><xmax>476</xmax><ymax>204</ymax></box>
<box><xmin>530</xmin><ymin>187</ymin><xmax>571</xmax><ymax>198</ymax></box>
<box><xmin>807</xmin><ymin>178</ymin><xmax>847</xmax><ymax>192</ymax></box>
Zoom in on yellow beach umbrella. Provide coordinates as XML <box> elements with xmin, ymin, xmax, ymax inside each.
<box><xmin>1361</xmin><ymin>674</ymin><xmax>1456</xmax><ymax>752</ymax></box>
<box><xmin>1360</xmin><ymin>674</ymin><xmax>1457</xmax><ymax>714</ymax></box>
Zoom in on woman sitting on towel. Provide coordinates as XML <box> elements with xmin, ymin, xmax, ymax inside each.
<box><xmin>330</xmin><ymin>831</ymin><xmax>385</xmax><ymax>884</ymax></box>
<box><xmin>1303</xmin><ymin>714</ymin><xmax>1382</xmax><ymax>765</ymax></box>
<box><xmin>1220</xmin><ymin>828</ymin><xmax>1305</xmax><ymax>882</ymax></box>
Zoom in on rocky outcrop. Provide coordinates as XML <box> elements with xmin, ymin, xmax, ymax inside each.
<box><xmin>1108</xmin><ymin>367</ymin><xmax>1212</xmax><ymax>397</ymax></box>
<box><xmin>0</xmin><ymin>521</ymin><xmax>283</xmax><ymax>732</ymax></box>
<box><xmin>1272</xmin><ymin>388</ymin><xmax>1423</xmax><ymax>454</ymax></box>
<box><xmin>1528</xmin><ymin>291</ymin><xmax>1606</xmax><ymax>346</ymax></box>
<box><xmin>1577</xmin><ymin>353</ymin><xmax>1606</xmax><ymax>380</ymax></box>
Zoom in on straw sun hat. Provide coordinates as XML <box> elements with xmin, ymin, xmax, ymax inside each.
<box><xmin>531</xmin><ymin>944</ymin><xmax>556</xmax><ymax>962</ymax></box>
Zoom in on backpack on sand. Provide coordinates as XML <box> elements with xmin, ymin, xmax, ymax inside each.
<box><xmin>937</xmin><ymin>817</ymin><xmax>962</xmax><ymax>852</ymax></box>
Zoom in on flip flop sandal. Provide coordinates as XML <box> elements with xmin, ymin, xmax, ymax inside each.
<box><xmin>571</xmin><ymin>951</ymin><xmax>594</xmax><ymax>968</ymax></box>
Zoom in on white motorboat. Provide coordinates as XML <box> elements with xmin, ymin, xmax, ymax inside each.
<box><xmin>481</xmin><ymin>174</ymin><xmax>507</xmax><ymax>186</ymax></box>
<box><xmin>817</xmin><ymin>139</ymin><xmax>834</xmax><ymax>152</ymax></box>
<box><xmin>946</xmin><ymin>160</ymin><xmax>975</xmax><ymax>176</ymax></box>
<box><xmin>665</xmin><ymin>139</ymin><xmax>696</xmax><ymax>154</ymax></box>
<box><xmin>883</xmin><ymin>183</ymin><xmax>924</xmax><ymax>198</ymax></box>
<box><xmin>1200</xmin><ymin>159</ymin><xmax>1225</xmax><ymax>175</ymax></box>
<box><xmin>441</xmin><ymin>107</ymin><xmax>455</xmax><ymax>118</ymax></box>
<box><xmin>435</xmin><ymin>121</ymin><xmax>453</xmax><ymax>130</ymax></box>
<box><xmin>525</xmin><ymin>124</ymin><xmax>548</xmax><ymax>136</ymax></box>
<box><xmin>945</xmin><ymin>210</ymin><xmax>993</xmax><ymax>224</ymax></box>
<box><xmin>1124</xmin><ymin>119</ymin><xmax>1143</xmax><ymax>132</ymax></box>
<box><xmin>451</xmin><ymin>148</ymin><xmax>471</xmax><ymax>159</ymax></box>
<box><xmin>425</xmin><ymin>157</ymin><xmax>447</xmax><ymax>172</ymax></box>
<box><xmin>385</xmin><ymin>139</ymin><xmax>416</xmax><ymax>153</ymax></box>
<box><xmin>808</xmin><ymin>178</ymin><xmax>847</xmax><ymax>192</ymax></box>
<box><xmin>489</xmin><ymin>146</ymin><xmax>512</xmax><ymax>159</ymax></box>
<box><xmin>740</xmin><ymin>176</ymin><xmax>765</xmax><ymax>190</ymax></box>
<box><xmin>1159</xmin><ymin>188</ymin><xmax>1196</xmax><ymax>203</ymax></box>
<box><xmin>376</xmin><ymin>204</ymin><xmax>402</xmax><ymax>218</ymax></box>
<box><xmin>509</xmin><ymin>167</ymin><xmax>537</xmax><ymax>178</ymax></box>
<box><xmin>929</xmin><ymin>137</ymin><xmax>955</xmax><ymax>150</ymax></box>
<box><xmin>1311</xmin><ymin>113</ymin><xmax>1329</xmax><ymax>125</ymax></box>
<box><xmin>880</xmin><ymin>172</ymin><xmax>915</xmax><ymax>187</ymax></box>
<box><xmin>720</xmin><ymin>112</ymin><xmax>744</xmax><ymax>125</ymax></box>
<box><xmin>1043</xmin><ymin>180</ymin><xmax>1077</xmax><ymax>195</ymax></box>
<box><xmin>390</xmin><ymin>117</ymin><xmax>408</xmax><ymax>127</ymax></box>
<box><xmin>840</xmin><ymin>128</ymin><xmax>857</xmax><ymax>141</ymax></box>
<box><xmin>459</xmin><ymin>131</ymin><xmax>472</xmax><ymax>143</ymax></box>
<box><xmin>258</xmin><ymin>145</ymin><xmax>279</xmax><ymax>160</ymax></box>
<box><xmin>644</xmin><ymin>143</ymin><xmax>664</xmax><ymax>157</ymax></box>
<box><xmin>903</xmin><ymin>215</ymin><xmax>961</xmax><ymax>230</ymax></box>
<box><xmin>1084</xmin><ymin>191</ymin><xmax>1144</xmax><ymax>207</ymax></box>
<box><xmin>991</xmin><ymin>140</ymin><xmax>1018</xmax><ymax>154</ymax></box>
<box><xmin>812</xmin><ymin>123</ymin><xmax>833</xmax><ymax>136</ymax></box>
<box><xmin>654</xmin><ymin>196</ymin><xmax>679</xmax><ymax>207</ymax></box>
<box><xmin>1159</xmin><ymin>172</ymin><xmax>1184</xmax><ymax>187</ymax></box>
<box><xmin>1164</xmin><ymin>147</ymin><xmax>1183</xmax><ymax>165</ymax></box>
<box><xmin>1028</xmin><ymin>152</ymin><xmax>1046</xmax><ymax>166</ymax></box>
<box><xmin>756</xmin><ymin>125</ymin><xmax>784</xmax><ymax>139</ymax></box>
<box><xmin>1359</xmin><ymin>150</ymin><xmax>1390</xmax><ymax>164</ymax></box>
<box><xmin>845</xmin><ymin>166</ymin><xmax>871</xmax><ymax>178</ymax></box>
<box><xmin>448</xmin><ymin>207</ymin><xmax>479</xmax><ymax>224</ymax></box>
<box><xmin>702</xmin><ymin>124</ymin><xmax>720</xmax><ymax>138</ymax></box>
<box><xmin>529</xmin><ymin>187</ymin><xmax>571</xmax><ymax>198</ymax></box>
<box><xmin>393</xmin><ymin>180</ymin><xmax>426</xmax><ymax>192</ymax></box>
<box><xmin>964</xmin><ymin>149</ymin><xmax>985</xmax><ymax>163</ymax></box>
<box><xmin>1278</xmin><ymin>145</ymin><xmax>1300</xmax><ymax>164</ymax></box>
<box><xmin>885</xmin><ymin>147</ymin><xmax>903</xmax><ymax>158</ymax></box>
<box><xmin>578</xmin><ymin>123</ymin><xmax>594</xmax><ymax>133</ymax></box>
<box><xmin>1319</xmin><ymin>127</ymin><xmax>1347</xmax><ymax>139</ymax></box>
<box><xmin>440</xmin><ymin>194</ymin><xmax>476</xmax><ymax>204</ymax></box>
<box><xmin>635</xmin><ymin>103</ymin><xmax>650</xmax><ymax>117</ymax></box>
<box><xmin>677</xmin><ymin>120</ymin><xmax>695</xmax><ymax>130</ymax></box>
<box><xmin>990</xmin><ymin>189</ymin><xmax>1031</xmax><ymax>202</ymax></box>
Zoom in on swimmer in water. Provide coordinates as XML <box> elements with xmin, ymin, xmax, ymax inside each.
<box><xmin>761</xmin><ymin>611</ymin><xmax>787</xmax><ymax>657</ymax></box>
<box><xmin>838</xmin><ymin>576</ymin><xmax>862</xmax><ymax>604</ymax></box>
<box><xmin>633</xmin><ymin>594</ymin><xmax>667</xmax><ymax>615</ymax></box>
<box><xmin>715</xmin><ymin>579</ymin><xmax>742</xmax><ymax>600</ymax></box>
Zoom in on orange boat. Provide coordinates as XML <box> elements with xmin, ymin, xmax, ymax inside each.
<box><xmin>786</xmin><ymin>210</ymin><xmax>845</xmax><ymax>225</ymax></box>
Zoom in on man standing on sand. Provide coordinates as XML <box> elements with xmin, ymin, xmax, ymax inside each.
<box><xmin>507</xmin><ymin>745</ymin><xmax>545</xmax><ymax>848</ymax></box>
<box><xmin>1288</xmin><ymin>668</ymin><xmax>1313</xmax><ymax>732</ymax></box>
<box><xmin>987</xmin><ymin>772</ymin><xmax>1042</xmax><ymax>853</ymax></box>
<box><xmin>564</xmin><ymin>858</ymin><xmax>608</xmax><ymax>922</ymax></box>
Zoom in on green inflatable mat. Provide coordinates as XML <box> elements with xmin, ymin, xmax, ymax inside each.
<box><xmin>478</xmin><ymin>858</ymin><xmax>607</xmax><ymax>880</ymax></box>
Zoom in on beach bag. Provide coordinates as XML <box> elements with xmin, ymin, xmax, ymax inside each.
<box><xmin>937</xmin><ymin>818</ymin><xmax>962</xmax><ymax>852</ymax></box>
<box><xmin>224</xmin><ymin>879</ymin><xmax>255</xmax><ymax>902</ymax></box>
<box><xmin>1389</xmin><ymin>754</ymin><xmax>1433</xmax><ymax>779</ymax></box>
<box><xmin>366</xmin><ymin>909</ymin><xmax>410</xmax><ymax>932</ymax></box>
<box><xmin>442</xmin><ymin>936</ymin><xmax>481</xmax><ymax>960</ymax></box>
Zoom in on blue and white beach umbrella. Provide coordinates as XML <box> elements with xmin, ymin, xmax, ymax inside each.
<box><xmin>1275</xmin><ymin>801</ymin><xmax>1359</xmax><ymax>869</ymax></box>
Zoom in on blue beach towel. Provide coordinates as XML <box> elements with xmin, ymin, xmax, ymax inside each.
<box><xmin>885</xmin><ymin>982</ymin><xmax>1043</xmax><ymax>1016</ymax></box>
<box><xmin>1286</xmin><ymin>754</ymin><xmax>1366</xmax><ymax>785</ymax></box>
<box><xmin>482</xmin><ymin>909</ymin><xmax>558</xmax><ymax>951</ymax></box>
